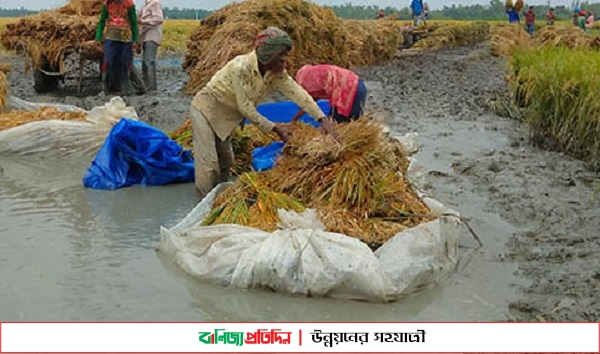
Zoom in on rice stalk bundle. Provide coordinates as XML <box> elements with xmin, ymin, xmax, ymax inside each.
<box><xmin>535</xmin><ymin>26</ymin><xmax>591</xmax><ymax>49</ymax></box>
<box><xmin>513</xmin><ymin>0</ymin><xmax>524</xmax><ymax>12</ymax></box>
<box><xmin>1</xmin><ymin>0</ymin><xmax>103</xmax><ymax>71</ymax></box>
<box><xmin>207</xmin><ymin>117</ymin><xmax>431</xmax><ymax>248</ymax></box>
<box><xmin>0</xmin><ymin>70</ymin><xmax>8</xmax><ymax>111</ymax></box>
<box><xmin>0</xmin><ymin>63</ymin><xmax>10</xmax><ymax>74</ymax></box>
<box><xmin>490</xmin><ymin>23</ymin><xmax>532</xmax><ymax>57</ymax></box>
<box><xmin>0</xmin><ymin>106</ymin><xmax>87</xmax><ymax>130</ymax></box>
<box><xmin>168</xmin><ymin>119</ymin><xmax>193</xmax><ymax>149</ymax></box>
<box><xmin>182</xmin><ymin>0</ymin><xmax>400</xmax><ymax>95</ymax></box>
<box><xmin>413</xmin><ymin>22</ymin><xmax>490</xmax><ymax>50</ymax></box>
<box><xmin>202</xmin><ymin>172</ymin><xmax>306</xmax><ymax>231</ymax></box>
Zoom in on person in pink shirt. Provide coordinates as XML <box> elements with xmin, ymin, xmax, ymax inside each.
<box><xmin>293</xmin><ymin>64</ymin><xmax>367</xmax><ymax>124</ymax></box>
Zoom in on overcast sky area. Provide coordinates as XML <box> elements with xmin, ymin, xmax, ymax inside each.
<box><xmin>1</xmin><ymin>0</ymin><xmax>595</xmax><ymax>11</ymax></box>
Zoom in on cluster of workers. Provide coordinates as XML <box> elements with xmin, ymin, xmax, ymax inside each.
<box><xmin>507</xmin><ymin>6</ymin><xmax>595</xmax><ymax>38</ymax></box>
<box><xmin>92</xmin><ymin>0</ymin><xmax>368</xmax><ymax>197</ymax></box>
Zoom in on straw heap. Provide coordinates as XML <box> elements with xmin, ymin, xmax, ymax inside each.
<box><xmin>535</xmin><ymin>26</ymin><xmax>591</xmax><ymax>49</ymax></box>
<box><xmin>412</xmin><ymin>22</ymin><xmax>490</xmax><ymax>51</ymax></box>
<box><xmin>182</xmin><ymin>0</ymin><xmax>401</xmax><ymax>94</ymax></box>
<box><xmin>0</xmin><ymin>107</ymin><xmax>87</xmax><ymax>130</ymax></box>
<box><xmin>490</xmin><ymin>23</ymin><xmax>532</xmax><ymax>57</ymax></box>
<box><xmin>1</xmin><ymin>0</ymin><xmax>103</xmax><ymax>72</ymax></box>
<box><xmin>203</xmin><ymin>118</ymin><xmax>432</xmax><ymax>250</ymax></box>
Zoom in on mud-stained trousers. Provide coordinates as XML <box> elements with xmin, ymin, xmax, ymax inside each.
<box><xmin>190</xmin><ymin>106</ymin><xmax>234</xmax><ymax>198</ymax></box>
<box><xmin>142</xmin><ymin>41</ymin><xmax>158</xmax><ymax>91</ymax></box>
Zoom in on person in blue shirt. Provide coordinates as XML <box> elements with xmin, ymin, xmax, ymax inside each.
<box><xmin>410</xmin><ymin>0</ymin><xmax>424</xmax><ymax>26</ymax></box>
<box><xmin>507</xmin><ymin>9</ymin><xmax>520</xmax><ymax>24</ymax></box>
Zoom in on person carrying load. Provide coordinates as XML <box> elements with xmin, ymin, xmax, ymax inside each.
<box><xmin>292</xmin><ymin>64</ymin><xmax>367</xmax><ymax>124</ymax></box>
<box><xmin>189</xmin><ymin>27</ymin><xmax>334</xmax><ymax>198</ymax></box>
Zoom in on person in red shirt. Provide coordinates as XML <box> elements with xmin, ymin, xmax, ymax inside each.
<box><xmin>95</xmin><ymin>0</ymin><xmax>139</xmax><ymax>95</ymax></box>
<box><xmin>524</xmin><ymin>6</ymin><xmax>536</xmax><ymax>38</ymax></box>
<box><xmin>546</xmin><ymin>7</ymin><xmax>556</xmax><ymax>25</ymax></box>
<box><xmin>292</xmin><ymin>64</ymin><xmax>367</xmax><ymax>124</ymax></box>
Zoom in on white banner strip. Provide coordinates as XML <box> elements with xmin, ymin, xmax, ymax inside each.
<box><xmin>1</xmin><ymin>323</ymin><xmax>598</xmax><ymax>353</ymax></box>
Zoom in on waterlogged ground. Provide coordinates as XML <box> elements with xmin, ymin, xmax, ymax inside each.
<box><xmin>0</xmin><ymin>43</ymin><xmax>598</xmax><ymax>322</ymax></box>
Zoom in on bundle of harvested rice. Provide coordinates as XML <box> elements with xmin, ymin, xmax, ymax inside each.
<box><xmin>183</xmin><ymin>0</ymin><xmax>347</xmax><ymax>94</ymax></box>
<box><xmin>413</xmin><ymin>22</ymin><xmax>490</xmax><ymax>51</ymax></box>
<box><xmin>513</xmin><ymin>0</ymin><xmax>524</xmax><ymax>12</ymax></box>
<box><xmin>534</xmin><ymin>26</ymin><xmax>591</xmax><ymax>49</ymax></box>
<box><xmin>168</xmin><ymin>119</ymin><xmax>193</xmax><ymax>149</ymax></box>
<box><xmin>0</xmin><ymin>63</ymin><xmax>10</xmax><ymax>74</ymax></box>
<box><xmin>202</xmin><ymin>172</ymin><xmax>306</xmax><ymax>231</ymax></box>
<box><xmin>1</xmin><ymin>0</ymin><xmax>103</xmax><ymax>72</ymax></box>
<box><xmin>0</xmin><ymin>107</ymin><xmax>87</xmax><ymax>130</ymax></box>
<box><xmin>505</xmin><ymin>0</ymin><xmax>513</xmax><ymax>10</ymax></box>
<box><xmin>182</xmin><ymin>0</ymin><xmax>400</xmax><ymax>94</ymax></box>
<box><xmin>204</xmin><ymin>118</ymin><xmax>432</xmax><ymax>249</ymax></box>
<box><xmin>490</xmin><ymin>23</ymin><xmax>532</xmax><ymax>57</ymax></box>
<box><xmin>0</xmin><ymin>70</ymin><xmax>8</xmax><ymax>111</ymax></box>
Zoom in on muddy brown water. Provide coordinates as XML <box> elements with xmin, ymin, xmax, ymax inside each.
<box><xmin>1</xmin><ymin>44</ymin><xmax>598</xmax><ymax>322</ymax></box>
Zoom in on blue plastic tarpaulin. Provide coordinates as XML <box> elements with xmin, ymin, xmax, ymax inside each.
<box><xmin>83</xmin><ymin>118</ymin><xmax>195</xmax><ymax>190</ymax></box>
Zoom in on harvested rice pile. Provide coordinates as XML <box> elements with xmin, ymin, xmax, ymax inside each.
<box><xmin>202</xmin><ymin>118</ymin><xmax>432</xmax><ymax>249</ymax></box>
<box><xmin>490</xmin><ymin>23</ymin><xmax>531</xmax><ymax>57</ymax></box>
<box><xmin>413</xmin><ymin>22</ymin><xmax>490</xmax><ymax>50</ymax></box>
<box><xmin>182</xmin><ymin>0</ymin><xmax>400</xmax><ymax>94</ymax></box>
<box><xmin>0</xmin><ymin>107</ymin><xmax>87</xmax><ymax>130</ymax></box>
<box><xmin>534</xmin><ymin>26</ymin><xmax>591</xmax><ymax>49</ymax></box>
<box><xmin>1</xmin><ymin>0</ymin><xmax>103</xmax><ymax>72</ymax></box>
<box><xmin>345</xmin><ymin>19</ymin><xmax>402</xmax><ymax>68</ymax></box>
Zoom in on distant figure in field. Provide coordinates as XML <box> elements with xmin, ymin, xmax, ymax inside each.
<box><xmin>578</xmin><ymin>10</ymin><xmax>587</xmax><ymax>30</ymax></box>
<box><xmin>524</xmin><ymin>6</ymin><xmax>535</xmax><ymax>38</ymax></box>
<box><xmin>573</xmin><ymin>8</ymin><xmax>581</xmax><ymax>26</ymax></box>
<box><xmin>546</xmin><ymin>8</ymin><xmax>556</xmax><ymax>26</ymax></box>
<box><xmin>376</xmin><ymin>10</ymin><xmax>385</xmax><ymax>19</ymax></box>
<box><xmin>586</xmin><ymin>11</ymin><xmax>595</xmax><ymax>31</ymax></box>
<box><xmin>410</xmin><ymin>0</ymin><xmax>424</xmax><ymax>26</ymax></box>
<box><xmin>138</xmin><ymin>0</ymin><xmax>164</xmax><ymax>91</ymax></box>
<box><xmin>423</xmin><ymin>3</ymin><xmax>429</xmax><ymax>21</ymax></box>
<box><xmin>507</xmin><ymin>9</ymin><xmax>520</xmax><ymax>24</ymax></box>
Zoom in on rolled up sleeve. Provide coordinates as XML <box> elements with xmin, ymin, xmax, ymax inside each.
<box><xmin>234</xmin><ymin>70</ymin><xmax>276</xmax><ymax>133</ymax></box>
<box><xmin>274</xmin><ymin>74</ymin><xmax>327</xmax><ymax>120</ymax></box>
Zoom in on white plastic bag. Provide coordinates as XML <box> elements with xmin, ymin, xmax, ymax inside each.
<box><xmin>0</xmin><ymin>96</ymin><xmax>138</xmax><ymax>157</ymax></box>
<box><xmin>159</xmin><ymin>158</ymin><xmax>461</xmax><ymax>302</ymax></box>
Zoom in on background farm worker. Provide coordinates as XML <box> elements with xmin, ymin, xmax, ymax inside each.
<box><xmin>376</xmin><ymin>10</ymin><xmax>385</xmax><ymax>19</ymax></box>
<box><xmin>189</xmin><ymin>27</ymin><xmax>333</xmax><ymax>197</ymax></box>
<box><xmin>137</xmin><ymin>0</ymin><xmax>163</xmax><ymax>91</ymax></box>
<box><xmin>293</xmin><ymin>65</ymin><xmax>367</xmax><ymax>124</ymax></box>
<box><xmin>95</xmin><ymin>0</ymin><xmax>139</xmax><ymax>95</ymax></box>
<box><xmin>410</xmin><ymin>0</ymin><xmax>424</xmax><ymax>26</ymax></box>
<box><xmin>578</xmin><ymin>10</ymin><xmax>587</xmax><ymax>30</ymax></box>
<box><xmin>423</xmin><ymin>3</ymin><xmax>430</xmax><ymax>21</ymax></box>
<box><xmin>573</xmin><ymin>8</ymin><xmax>581</xmax><ymax>26</ymax></box>
<box><xmin>524</xmin><ymin>6</ymin><xmax>535</xmax><ymax>38</ymax></box>
<box><xmin>586</xmin><ymin>11</ymin><xmax>594</xmax><ymax>31</ymax></box>
<box><xmin>546</xmin><ymin>8</ymin><xmax>555</xmax><ymax>25</ymax></box>
<box><xmin>507</xmin><ymin>8</ymin><xmax>520</xmax><ymax>24</ymax></box>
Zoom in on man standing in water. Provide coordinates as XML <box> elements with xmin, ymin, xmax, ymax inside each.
<box><xmin>138</xmin><ymin>0</ymin><xmax>163</xmax><ymax>91</ymax></box>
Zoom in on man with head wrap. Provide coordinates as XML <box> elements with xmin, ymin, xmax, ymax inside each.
<box><xmin>189</xmin><ymin>27</ymin><xmax>334</xmax><ymax>198</ymax></box>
